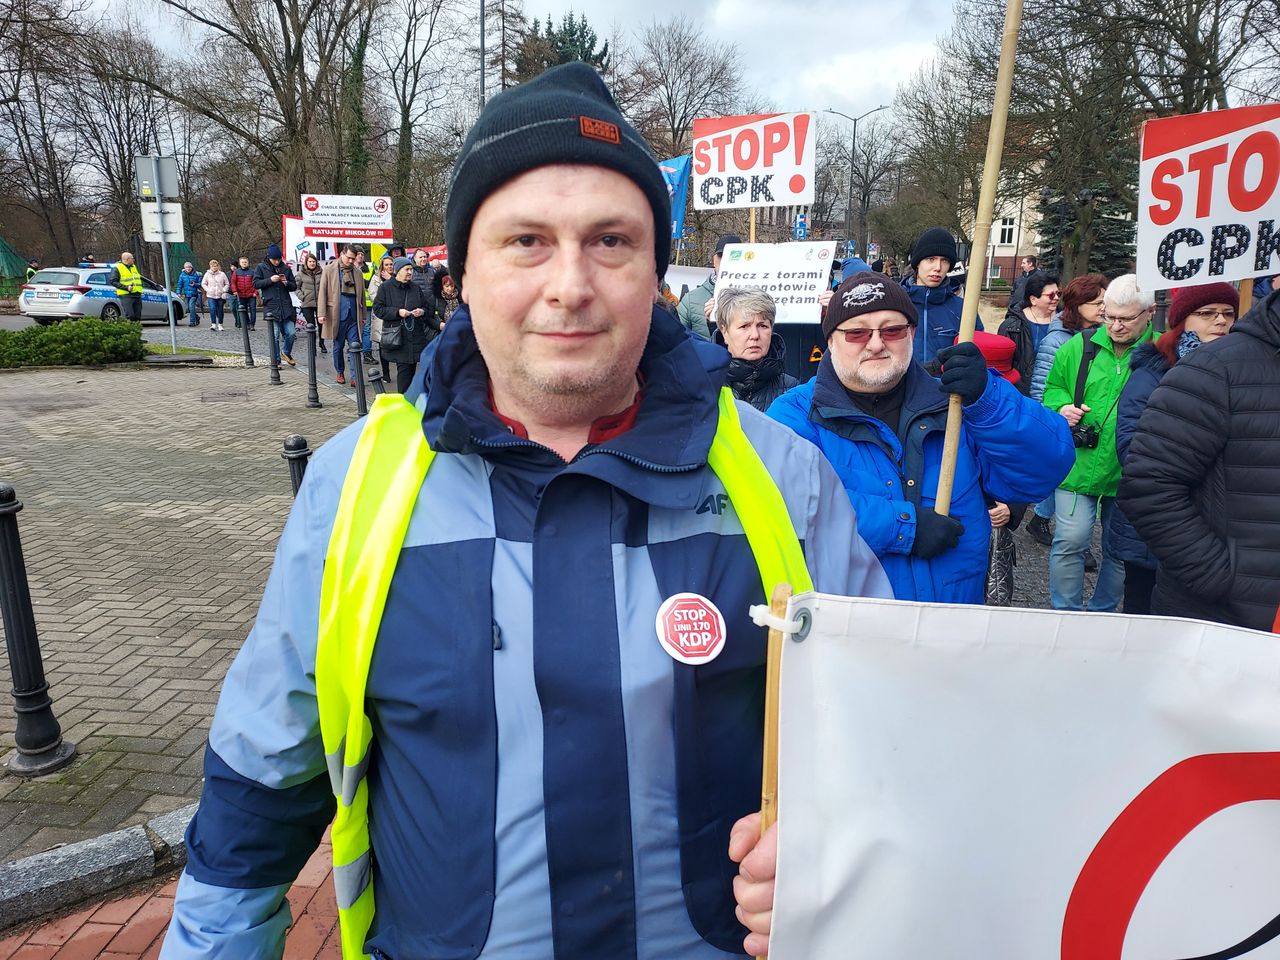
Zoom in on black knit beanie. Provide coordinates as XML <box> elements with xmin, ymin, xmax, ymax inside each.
<box><xmin>910</xmin><ymin>227</ymin><xmax>958</xmax><ymax>269</ymax></box>
<box><xmin>822</xmin><ymin>272</ymin><xmax>919</xmax><ymax>340</ymax></box>
<box><xmin>445</xmin><ymin>62</ymin><xmax>671</xmax><ymax>291</ymax></box>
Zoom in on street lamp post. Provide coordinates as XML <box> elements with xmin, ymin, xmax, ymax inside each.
<box><xmin>825</xmin><ymin>105</ymin><xmax>889</xmax><ymax>256</ymax></box>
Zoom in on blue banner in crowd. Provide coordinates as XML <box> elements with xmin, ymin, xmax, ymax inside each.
<box><xmin>658</xmin><ymin>156</ymin><xmax>691</xmax><ymax>243</ymax></box>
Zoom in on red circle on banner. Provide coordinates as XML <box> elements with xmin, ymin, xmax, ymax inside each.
<box><xmin>789</xmin><ymin>174</ymin><xmax>806</xmax><ymax>194</ymax></box>
<box><xmin>655</xmin><ymin>593</ymin><xmax>726</xmax><ymax>664</ymax></box>
<box><xmin>373</xmin><ymin>198</ymin><xmax>389</xmax><ymax>214</ymax></box>
<box><xmin>303</xmin><ymin>196</ymin><xmax>320</xmax><ymax>212</ymax></box>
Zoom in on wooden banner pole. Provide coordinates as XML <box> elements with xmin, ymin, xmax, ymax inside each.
<box><xmin>749</xmin><ymin>207</ymin><xmax>757</xmax><ymax>243</ymax></box>
<box><xmin>756</xmin><ymin>582</ymin><xmax>792</xmax><ymax>960</ymax></box>
<box><xmin>1239</xmin><ymin>277</ymin><xmax>1254</xmax><ymax>315</ymax></box>
<box><xmin>934</xmin><ymin>0</ymin><xmax>1025</xmax><ymax>516</ymax></box>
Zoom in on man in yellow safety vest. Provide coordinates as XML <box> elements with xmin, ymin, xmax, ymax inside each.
<box><xmin>161</xmin><ymin>62</ymin><xmax>890</xmax><ymax>960</ymax></box>
<box><xmin>108</xmin><ymin>251</ymin><xmax>144</xmax><ymax>322</ymax></box>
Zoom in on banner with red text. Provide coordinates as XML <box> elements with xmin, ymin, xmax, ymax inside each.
<box><xmin>692</xmin><ymin>113</ymin><xmax>816</xmax><ymax>210</ymax></box>
<box><xmin>300</xmin><ymin>193</ymin><xmax>395</xmax><ymax>240</ymax></box>
<box><xmin>769</xmin><ymin>595</ymin><xmax>1280</xmax><ymax>960</ymax></box>
<box><xmin>1137</xmin><ymin>103</ymin><xmax>1280</xmax><ymax>291</ymax></box>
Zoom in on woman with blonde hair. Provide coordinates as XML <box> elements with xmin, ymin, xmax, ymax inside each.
<box><xmin>200</xmin><ymin>259</ymin><xmax>230</xmax><ymax>331</ymax></box>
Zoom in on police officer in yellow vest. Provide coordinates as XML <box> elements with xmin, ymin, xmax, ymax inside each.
<box><xmin>161</xmin><ymin>63</ymin><xmax>890</xmax><ymax>960</ymax></box>
<box><xmin>25</xmin><ymin>258</ymin><xmax>39</xmax><ymax>282</ymax></box>
<box><xmin>108</xmin><ymin>251</ymin><xmax>144</xmax><ymax>322</ymax></box>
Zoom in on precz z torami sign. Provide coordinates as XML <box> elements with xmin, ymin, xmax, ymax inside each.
<box><xmin>1137</xmin><ymin>103</ymin><xmax>1280</xmax><ymax>291</ymax></box>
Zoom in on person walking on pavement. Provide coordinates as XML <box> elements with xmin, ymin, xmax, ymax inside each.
<box><xmin>1023</xmin><ymin>273</ymin><xmax>1109</xmax><ymax>547</ymax></box>
<box><xmin>107</xmin><ymin>251</ymin><xmax>144</xmax><ymax>323</ymax></box>
<box><xmin>677</xmin><ymin>233</ymin><xmax>740</xmax><ymax>341</ymax></box>
<box><xmin>903</xmin><ymin>228</ymin><xmax>979</xmax><ymax>369</ymax></box>
<box><xmin>998</xmin><ymin>271</ymin><xmax>1059</xmax><ymax>393</ymax></box>
<box><xmin>1040</xmin><ymin>273</ymin><xmax>1153</xmax><ymax>612</ymax></box>
<box><xmin>159</xmin><ymin>61</ymin><xmax>891</xmax><ymax>960</ymax></box>
<box><xmin>367</xmin><ymin>255</ymin><xmax>396</xmax><ymax>384</ymax></box>
<box><xmin>230</xmin><ymin>256</ymin><xmax>258</xmax><ymax>330</ymax></box>
<box><xmin>200</xmin><ymin>260</ymin><xmax>229</xmax><ymax>331</ymax></box>
<box><xmin>1118</xmin><ymin>283</ymin><xmax>1280</xmax><ymax>630</ymax></box>
<box><xmin>253</xmin><ymin>244</ymin><xmax>298</xmax><ymax>366</ymax></box>
<box><xmin>176</xmin><ymin>262</ymin><xmax>202</xmax><ymax>327</ymax></box>
<box><xmin>767</xmin><ymin>271</ymin><xmax>1074</xmax><ymax>604</ymax></box>
<box><xmin>373</xmin><ymin>256</ymin><xmax>439</xmax><ymax>393</ymax></box>
<box><xmin>1009</xmin><ymin>254</ymin><xmax>1039</xmax><ymax>311</ymax></box>
<box><xmin>433</xmin><ymin>266</ymin><xmax>459</xmax><ymax>327</ymax></box>
<box><xmin>1106</xmin><ymin>281</ymin><xmax>1238</xmax><ymax>615</ymax></box>
<box><xmin>317</xmin><ymin>243</ymin><xmax>367</xmax><ymax>385</ymax></box>
<box><xmin>295</xmin><ymin>252</ymin><xmax>325</xmax><ymax>354</ymax></box>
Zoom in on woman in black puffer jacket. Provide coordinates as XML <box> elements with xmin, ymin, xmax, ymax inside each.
<box><xmin>1117</xmin><ymin>284</ymin><xmax>1278</xmax><ymax>630</ymax></box>
<box><xmin>712</xmin><ymin>286</ymin><xmax>798</xmax><ymax>412</ymax></box>
<box><xmin>373</xmin><ymin>257</ymin><xmax>441</xmax><ymax>393</ymax></box>
<box><xmin>1107</xmin><ymin>281</ymin><xmax>1238</xmax><ymax>614</ymax></box>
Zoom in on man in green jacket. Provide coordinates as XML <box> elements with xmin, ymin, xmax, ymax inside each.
<box><xmin>676</xmin><ymin>233</ymin><xmax>739</xmax><ymax>340</ymax></box>
<box><xmin>1041</xmin><ymin>273</ymin><xmax>1153</xmax><ymax>612</ymax></box>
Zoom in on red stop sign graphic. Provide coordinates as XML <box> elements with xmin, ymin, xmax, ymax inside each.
<box><xmin>655</xmin><ymin>593</ymin><xmax>726</xmax><ymax>664</ymax></box>
<box><xmin>373</xmin><ymin>198</ymin><xmax>388</xmax><ymax>214</ymax></box>
<box><xmin>303</xmin><ymin>196</ymin><xmax>320</xmax><ymax>212</ymax></box>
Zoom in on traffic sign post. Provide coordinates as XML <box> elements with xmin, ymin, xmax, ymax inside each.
<box><xmin>137</xmin><ymin>156</ymin><xmax>182</xmax><ymax>354</ymax></box>
<box><xmin>794</xmin><ymin>212</ymin><xmax>808</xmax><ymax>241</ymax></box>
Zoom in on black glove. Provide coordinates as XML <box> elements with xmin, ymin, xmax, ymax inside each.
<box><xmin>936</xmin><ymin>342</ymin><xmax>989</xmax><ymax>406</ymax></box>
<box><xmin>912</xmin><ymin>509</ymin><xmax>965</xmax><ymax>558</ymax></box>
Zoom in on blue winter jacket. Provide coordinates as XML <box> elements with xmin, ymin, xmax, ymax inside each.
<box><xmin>175</xmin><ymin>269</ymin><xmax>201</xmax><ymax>299</ymax></box>
<box><xmin>904</xmin><ymin>281</ymin><xmax>979</xmax><ymax>365</ymax></box>
<box><xmin>1029</xmin><ymin>318</ymin><xmax>1079</xmax><ymax>401</ymax></box>
<box><xmin>767</xmin><ymin>356</ymin><xmax>1074</xmax><ymax>603</ymax></box>
<box><xmin>1105</xmin><ymin>341</ymin><xmax>1168</xmax><ymax>568</ymax></box>
<box><xmin>161</xmin><ymin>307</ymin><xmax>891</xmax><ymax>960</ymax></box>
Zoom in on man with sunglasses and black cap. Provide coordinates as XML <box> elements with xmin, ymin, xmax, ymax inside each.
<box><xmin>768</xmin><ymin>271</ymin><xmax>1074</xmax><ymax>605</ymax></box>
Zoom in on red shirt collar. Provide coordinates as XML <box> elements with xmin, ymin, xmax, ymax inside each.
<box><xmin>488</xmin><ymin>378</ymin><xmax>645</xmax><ymax>445</ymax></box>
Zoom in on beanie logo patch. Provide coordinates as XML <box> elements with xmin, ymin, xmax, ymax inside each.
<box><xmin>843</xmin><ymin>281</ymin><xmax>887</xmax><ymax>308</ymax></box>
<box><xmin>579</xmin><ymin>116</ymin><xmax>621</xmax><ymax>145</ymax></box>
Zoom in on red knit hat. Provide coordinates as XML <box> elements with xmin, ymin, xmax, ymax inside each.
<box><xmin>1157</xmin><ymin>281</ymin><xmax>1239</xmax><ymax>365</ymax></box>
<box><xmin>958</xmin><ymin>330</ymin><xmax>1020</xmax><ymax>385</ymax></box>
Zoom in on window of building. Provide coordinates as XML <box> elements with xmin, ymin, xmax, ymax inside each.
<box><xmin>998</xmin><ymin>217</ymin><xmax>1016</xmax><ymax>245</ymax></box>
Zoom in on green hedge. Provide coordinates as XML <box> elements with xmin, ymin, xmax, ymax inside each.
<box><xmin>0</xmin><ymin>318</ymin><xmax>147</xmax><ymax>368</ymax></box>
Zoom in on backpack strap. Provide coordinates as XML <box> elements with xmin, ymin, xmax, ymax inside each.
<box><xmin>1073</xmin><ymin>334</ymin><xmax>1102</xmax><ymax>409</ymax></box>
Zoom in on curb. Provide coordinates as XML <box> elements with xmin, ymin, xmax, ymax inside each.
<box><xmin>0</xmin><ymin>802</ymin><xmax>196</xmax><ymax>932</ymax></box>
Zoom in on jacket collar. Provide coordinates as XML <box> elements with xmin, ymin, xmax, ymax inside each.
<box><xmin>410</xmin><ymin>306</ymin><xmax>729</xmax><ymax>509</ymax></box>
<box><xmin>906</xmin><ymin>279</ymin><xmax>955</xmax><ymax>307</ymax></box>
<box><xmin>809</xmin><ymin>353</ymin><xmax>947</xmax><ymax>423</ymax></box>
<box><xmin>1236</xmin><ymin>288</ymin><xmax>1280</xmax><ymax>351</ymax></box>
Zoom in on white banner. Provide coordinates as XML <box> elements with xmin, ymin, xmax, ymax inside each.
<box><xmin>692</xmin><ymin>113</ymin><xmax>816</xmax><ymax>210</ymax></box>
<box><xmin>712</xmin><ymin>242</ymin><xmax>835</xmax><ymax>325</ymax></box>
<box><xmin>1137</xmin><ymin>103</ymin><xmax>1280</xmax><ymax>291</ymax></box>
<box><xmin>771</xmin><ymin>595</ymin><xmax>1280</xmax><ymax>960</ymax></box>
<box><xmin>300</xmin><ymin>193</ymin><xmax>394</xmax><ymax>240</ymax></box>
<box><xmin>140</xmin><ymin>202</ymin><xmax>185</xmax><ymax>243</ymax></box>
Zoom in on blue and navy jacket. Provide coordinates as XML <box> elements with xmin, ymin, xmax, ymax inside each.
<box><xmin>161</xmin><ymin>307</ymin><xmax>890</xmax><ymax>960</ymax></box>
<box><xmin>1030</xmin><ymin>317</ymin><xmax>1079</xmax><ymax>402</ymax></box>
<box><xmin>767</xmin><ymin>356</ymin><xmax>1074</xmax><ymax>604</ymax></box>
<box><xmin>905</xmin><ymin>280</ymin><xmax>978</xmax><ymax>365</ymax></box>
<box><xmin>175</xmin><ymin>269</ymin><xmax>201</xmax><ymax>299</ymax></box>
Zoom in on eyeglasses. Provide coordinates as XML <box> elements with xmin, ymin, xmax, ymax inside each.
<box><xmin>1105</xmin><ymin>309</ymin><xmax>1148</xmax><ymax>323</ymax></box>
<box><xmin>1043</xmin><ymin>290</ymin><xmax>1061</xmax><ymax>300</ymax></box>
<box><xmin>1188</xmin><ymin>308</ymin><xmax>1236</xmax><ymax>322</ymax></box>
<box><xmin>834</xmin><ymin>323</ymin><xmax>912</xmax><ymax>344</ymax></box>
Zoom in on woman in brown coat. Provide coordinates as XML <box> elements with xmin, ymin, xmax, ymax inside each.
<box><xmin>316</xmin><ymin>245</ymin><xmax>367</xmax><ymax>384</ymax></box>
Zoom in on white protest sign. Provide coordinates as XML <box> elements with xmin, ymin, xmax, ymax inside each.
<box><xmin>1138</xmin><ymin>103</ymin><xmax>1280</xmax><ymax>290</ymax></box>
<box><xmin>769</xmin><ymin>594</ymin><xmax>1280</xmax><ymax>960</ymax></box>
<box><xmin>692</xmin><ymin>113</ymin><xmax>816</xmax><ymax>210</ymax></box>
<box><xmin>300</xmin><ymin>193</ymin><xmax>394</xmax><ymax>241</ymax></box>
<box><xmin>712</xmin><ymin>242</ymin><xmax>835</xmax><ymax>325</ymax></box>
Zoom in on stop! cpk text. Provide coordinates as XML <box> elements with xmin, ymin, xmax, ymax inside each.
<box><xmin>692</xmin><ymin>113</ymin><xmax>816</xmax><ymax>211</ymax></box>
<box><xmin>1137</xmin><ymin>103</ymin><xmax>1280</xmax><ymax>291</ymax></box>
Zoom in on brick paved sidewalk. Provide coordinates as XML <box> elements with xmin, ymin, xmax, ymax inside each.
<box><xmin>0</xmin><ymin>362</ymin><xmax>360</xmax><ymax>862</ymax></box>
<box><xmin>0</xmin><ymin>841</ymin><xmax>340</xmax><ymax>959</ymax></box>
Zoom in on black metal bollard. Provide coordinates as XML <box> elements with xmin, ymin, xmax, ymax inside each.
<box><xmin>282</xmin><ymin>436</ymin><xmax>312</xmax><ymax>497</ymax></box>
<box><xmin>266</xmin><ymin>313</ymin><xmax>282</xmax><ymax>385</ymax></box>
<box><xmin>350</xmin><ymin>340</ymin><xmax>368</xmax><ymax>418</ymax></box>
<box><xmin>0</xmin><ymin>484</ymin><xmax>76</xmax><ymax>776</ymax></box>
<box><xmin>366</xmin><ymin>355</ymin><xmax>387</xmax><ymax>395</ymax></box>
<box><xmin>305</xmin><ymin>322</ymin><xmax>322</xmax><ymax>409</ymax></box>
<box><xmin>238</xmin><ymin>300</ymin><xmax>255</xmax><ymax>367</ymax></box>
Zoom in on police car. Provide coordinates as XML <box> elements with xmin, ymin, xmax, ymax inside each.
<box><xmin>19</xmin><ymin>265</ymin><xmax>185</xmax><ymax>325</ymax></box>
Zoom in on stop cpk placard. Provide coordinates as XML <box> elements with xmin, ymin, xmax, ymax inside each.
<box><xmin>692</xmin><ymin>113</ymin><xmax>816</xmax><ymax>211</ymax></box>
<box><xmin>299</xmin><ymin>193</ymin><xmax>395</xmax><ymax>241</ymax></box>
<box><xmin>1138</xmin><ymin>102</ymin><xmax>1280</xmax><ymax>291</ymax></box>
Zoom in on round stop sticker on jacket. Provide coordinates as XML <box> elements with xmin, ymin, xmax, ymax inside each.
<box><xmin>655</xmin><ymin>593</ymin><xmax>726</xmax><ymax>664</ymax></box>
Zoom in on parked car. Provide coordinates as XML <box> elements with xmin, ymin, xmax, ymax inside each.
<box><xmin>18</xmin><ymin>265</ymin><xmax>184</xmax><ymax>325</ymax></box>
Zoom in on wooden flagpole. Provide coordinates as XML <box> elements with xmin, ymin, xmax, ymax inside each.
<box><xmin>934</xmin><ymin>0</ymin><xmax>1026</xmax><ymax>516</ymax></box>
<box><xmin>749</xmin><ymin>207</ymin><xmax>757</xmax><ymax>243</ymax></box>
<box><xmin>756</xmin><ymin>582</ymin><xmax>791</xmax><ymax>960</ymax></box>
<box><xmin>1239</xmin><ymin>277</ymin><xmax>1254</xmax><ymax>315</ymax></box>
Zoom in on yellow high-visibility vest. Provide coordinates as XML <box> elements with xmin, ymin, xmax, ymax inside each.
<box><xmin>315</xmin><ymin>389</ymin><xmax>812</xmax><ymax>958</ymax></box>
<box><xmin>114</xmin><ymin>262</ymin><xmax>143</xmax><ymax>296</ymax></box>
